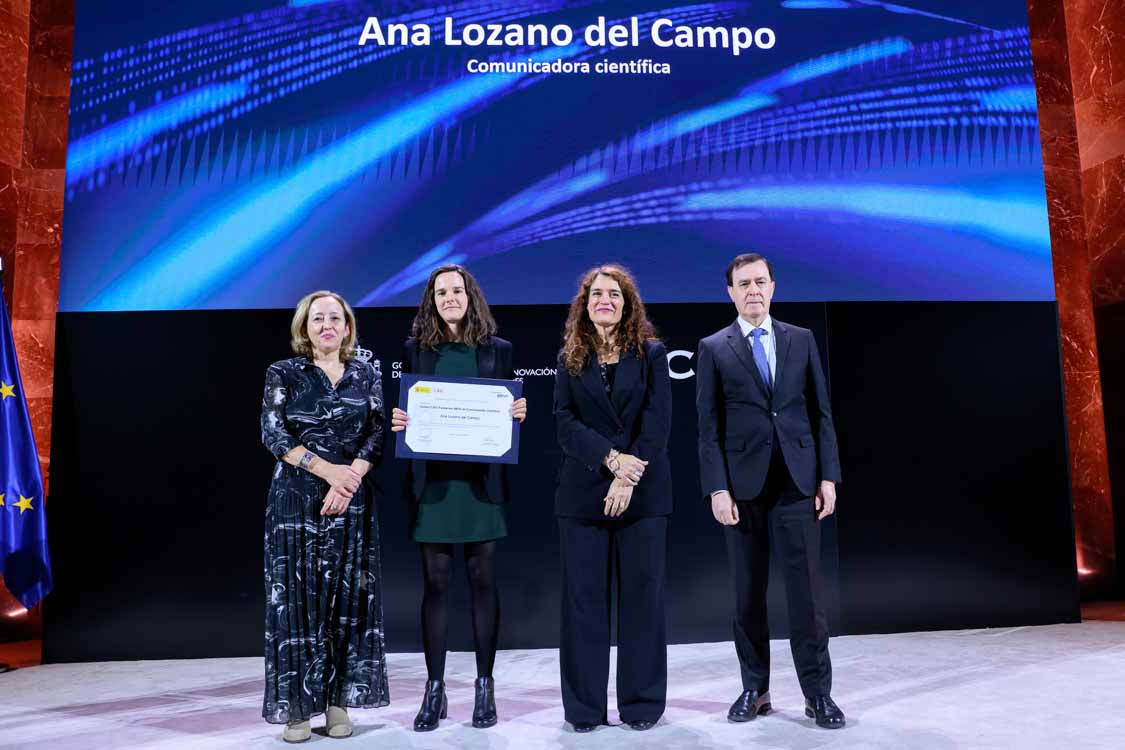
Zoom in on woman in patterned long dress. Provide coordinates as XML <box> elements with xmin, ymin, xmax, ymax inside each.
<box><xmin>390</xmin><ymin>265</ymin><xmax>527</xmax><ymax>731</ymax></box>
<box><xmin>260</xmin><ymin>290</ymin><xmax>390</xmax><ymax>743</ymax></box>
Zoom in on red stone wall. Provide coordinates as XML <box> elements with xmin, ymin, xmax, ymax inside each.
<box><xmin>0</xmin><ymin>0</ymin><xmax>71</xmax><ymax>630</ymax></box>
<box><xmin>1</xmin><ymin>0</ymin><xmax>69</xmax><ymax>489</ymax></box>
<box><xmin>1028</xmin><ymin>0</ymin><xmax>1122</xmax><ymax>594</ymax></box>
<box><xmin>1066</xmin><ymin>0</ymin><xmax>1125</xmax><ymax>594</ymax></box>
<box><xmin>1067</xmin><ymin>0</ymin><xmax>1125</xmax><ymax>308</ymax></box>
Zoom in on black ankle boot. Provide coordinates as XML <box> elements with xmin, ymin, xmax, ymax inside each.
<box><xmin>413</xmin><ymin>680</ymin><xmax>447</xmax><ymax>732</ymax></box>
<box><xmin>472</xmin><ymin>676</ymin><xmax>497</xmax><ymax>728</ymax></box>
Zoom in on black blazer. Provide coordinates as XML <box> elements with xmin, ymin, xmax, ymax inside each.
<box><xmin>696</xmin><ymin>319</ymin><xmax>841</xmax><ymax>501</ymax></box>
<box><xmin>402</xmin><ymin>336</ymin><xmax>514</xmax><ymax>505</ymax></box>
<box><xmin>553</xmin><ymin>340</ymin><xmax>673</xmax><ymax>519</ymax></box>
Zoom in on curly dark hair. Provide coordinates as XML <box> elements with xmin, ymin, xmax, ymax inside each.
<box><xmin>561</xmin><ymin>264</ymin><xmax>659</xmax><ymax>375</ymax></box>
<box><xmin>410</xmin><ymin>264</ymin><xmax>498</xmax><ymax>350</ymax></box>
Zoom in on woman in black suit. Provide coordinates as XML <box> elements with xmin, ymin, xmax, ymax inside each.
<box><xmin>390</xmin><ymin>265</ymin><xmax>527</xmax><ymax>731</ymax></box>
<box><xmin>553</xmin><ymin>264</ymin><xmax>672</xmax><ymax>732</ymax></box>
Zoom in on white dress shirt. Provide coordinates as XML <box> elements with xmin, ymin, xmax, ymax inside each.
<box><xmin>737</xmin><ymin>314</ymin><xmax>776</xmax><ymax>383</ymax></box>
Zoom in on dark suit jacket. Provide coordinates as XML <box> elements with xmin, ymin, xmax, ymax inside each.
<box><xmin>696</xmin><ymin>319</ymin><xmax>841</xmax><ymax>501</ymax></box>
<box><xmin>553</xmin><ymin>340</ymin><xmax>673</xmax><ymax>519</ymax></box>
<box><xmin>402</xmin><ymin>336</ymin><xmax>513</xmax><ymax>505</ymax></box>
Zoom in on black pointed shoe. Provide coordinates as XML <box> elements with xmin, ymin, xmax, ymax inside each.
<box><xmin>626</xmin><ymin>719</ymin><xmax>657</xmax><ymax>730</ymax></box>
<box><xmin>413</xmin><ymin>680</ymin><xmax>447</xmax><ymax>732</ymax></box>
<box><xmin>571</xmin><ymin>722</ymin><xmax>599</xmax><ymax>733</ymax></box>
<box><xmin>472</xmin><ymin>676</ymin><xmax>498</xmax><ymax>728</ymax></box>
<box><xmin>805</xmin><ymin>695</ymin><xmax>846</xmax><ymax>729</ymax></box>
<box><xmin>728</xmin><ymin>689</ymin><xmax>771</xmax><ymax>722</ymax></box>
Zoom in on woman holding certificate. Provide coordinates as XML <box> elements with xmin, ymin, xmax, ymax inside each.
<box><xmin>260</xmin><ymin>291</ymin><xmax>389</xmax><ymax>743</ymax></box>
<box><xmin>553</xmin><ymin>264</ymin><xmax>672</xmax><ymax>733</ymax></box>
<box><xmin>390</xmin><ymin>264</ymin><xmax>527</xmax><ymax>731</ymax></box>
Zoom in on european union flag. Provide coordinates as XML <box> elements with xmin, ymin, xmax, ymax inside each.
<box><xmin>0</xmin><ymin>289</ymin><xmax>52</xmax><ymax>609</ymax></box>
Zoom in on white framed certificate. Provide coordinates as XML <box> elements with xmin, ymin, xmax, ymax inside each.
<box><xmin>395</xmin><ymin>374</ymin><xmax>522</xmax><ymax>464</ymax></box>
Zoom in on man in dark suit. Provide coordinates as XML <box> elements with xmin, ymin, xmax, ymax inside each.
<box><xmin>695</xmin><ymin>253</ymin><xmax>845</xmax><ymax>729</ymax></box>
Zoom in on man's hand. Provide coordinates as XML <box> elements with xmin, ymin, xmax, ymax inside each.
<box><xmin>711</xmin><ymin>490</ymin><xmax>740</xmax><ymax>526</ymax></box>
<box><xmin>815</xmin><ymin>481</ymin><xmax>837</xmax><ymax>520</ymax></box>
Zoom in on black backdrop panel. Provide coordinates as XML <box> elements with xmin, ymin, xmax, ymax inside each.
<box><xmin>828</xmin><ymin>303</ymin><xmax>1079</xmax><ymax>631</ymax></box>
<box><xmin>1095</xmin><ymin>301</ymin><xmax>1125</xmax><ymax>590</ymax></box>
<box><xmin>43</xmin><ymin>301</ymin><xmax>1077</xmax><ymax>662</ymax></box>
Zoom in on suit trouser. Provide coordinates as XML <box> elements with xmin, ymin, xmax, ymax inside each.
<box><xmin>724</xmin><ymin>449</ymin><xmax>832</xmax><ymax>698</ymax></box>
<box><xmin>558</xmin><ymin>515</ymin><xmax>668</xmax><ymax>724</ymax></box>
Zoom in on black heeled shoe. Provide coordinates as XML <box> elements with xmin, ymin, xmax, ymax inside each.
<box><xmin>413</xmin><ymin>680</ymin><xmax>447</xmax><ymax>732</ymax></box>
<box><xmin>472</xmin><ymin>676</ymin><xmax>498</xmax><ymax>728</ymax></box>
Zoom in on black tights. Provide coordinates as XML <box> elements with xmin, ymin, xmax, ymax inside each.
<box><xmin>420</xmin><ymin>541</ymin><xmax>500</xmax><ymax>680</ymax></box>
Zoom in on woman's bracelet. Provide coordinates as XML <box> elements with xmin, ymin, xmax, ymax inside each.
<box><xmin>606</xmin><ymin>449</ymin><xmax>620</xmax><ymax>472</ymax></box>
<box><xmin>298</xmin><ymin>451</ymin><xmax>318</xmax><ymax>472</ymax></box>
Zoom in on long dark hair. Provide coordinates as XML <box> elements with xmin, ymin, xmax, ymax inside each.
<box><xmin>410</xmin><ymin>264</ymin><xmax>498</xmax><ymax>350</ymax></box>
<box><xmin>561</xmin><ymin>264</ymin><xmax>659</xmax><ymax>375</ymax></box>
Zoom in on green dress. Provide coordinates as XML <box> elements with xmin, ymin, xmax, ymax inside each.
<box><xmin>412</xmin><ymin>343</ymin><xmax>508</xmax><ymax>543</ymax></box>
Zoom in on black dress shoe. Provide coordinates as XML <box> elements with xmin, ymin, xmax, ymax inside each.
<box><xmin>571</xmin><ymin>722</ymin><xmax>599</xmax><ymax>733</ymax></box>
<box><xmin>626</xmin><ymin>719</ymin><xmax>657</xmax><ymax>730</ymax></box>
<box><xmin>728</xmin><ymin>689</ymin><xmax>771</xmax><ymax>722</ymax></box>
<box><xmin>804</xmin><ymin>695</ymin><xmax>846</xmax><ymax>729</ymax></box>
<box><xmin>472</xmin><ymin>676</ymin><xmax>498</xmax><ymax>728</ymax></box>
<box><xmin>413</xmin><ymin>680</ymin><xmax>447</xmax><ymax>732</ymax></box>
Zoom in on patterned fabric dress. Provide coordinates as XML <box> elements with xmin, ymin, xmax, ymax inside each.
<box><xmin>260</xmin><ymin>356</ymin><xmax>390</xmax><ymax>724</ymax></box>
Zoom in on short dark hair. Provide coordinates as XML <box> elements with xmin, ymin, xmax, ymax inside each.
<box><xmin>726</xmin><ymin>253</ymin><xmax>774</xmax><ymax>286</ymax></box>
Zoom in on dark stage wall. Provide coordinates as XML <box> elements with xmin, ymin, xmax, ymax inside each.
<box><xmin>42</xmin><ymin>301</ymin><xmax>1079</xmax><ymax>662</ymax></box>
<box><xmin>1096</xmin><ymin>302</ymin><xmax>1125</xmax><ymax>589</ymax></box>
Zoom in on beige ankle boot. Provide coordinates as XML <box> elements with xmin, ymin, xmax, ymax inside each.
<box><xmin>282</xmin><ymin>720</ymin><xmax>311</xmax><ymax>743</ymax></box>
<box><xmin>326</xmin><ymin>706</ymin><xmax>354</xmax><ymax>738</ymax></box>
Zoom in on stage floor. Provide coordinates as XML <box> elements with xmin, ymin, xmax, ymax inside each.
<box><xmin>1</xmin><ymin>622</ymin><xmax>1121</xmax><ymax>749</ymax></box>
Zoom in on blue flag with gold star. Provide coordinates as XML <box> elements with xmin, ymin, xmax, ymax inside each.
<box><xmin>0</xmin><ymin>289</ymin><xmax>52</xmax><ymax>609</ymax></box>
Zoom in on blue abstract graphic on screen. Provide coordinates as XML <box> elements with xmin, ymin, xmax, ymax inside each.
<box><xmin>59</xmin><ymin>1</ymin><xmax>1054</xmax><ymax>310</ymax></box>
